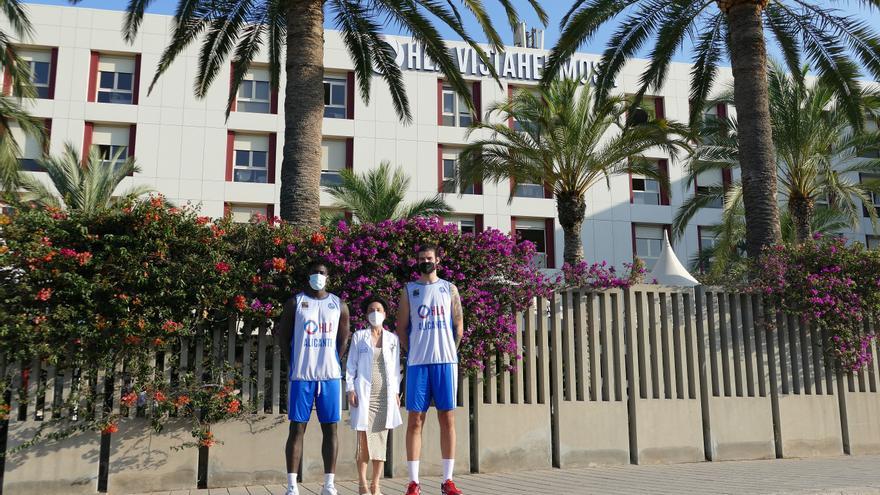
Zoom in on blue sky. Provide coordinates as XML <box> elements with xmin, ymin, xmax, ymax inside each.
<box><xmin>23</xmin><ymin>0</ymin><xmax>880</xmax><ymax>66</ymax></box>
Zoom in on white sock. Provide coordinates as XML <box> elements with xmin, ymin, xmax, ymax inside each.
<box><xmin>324</xmin><ymin>473</ymin><xmax>335</xmax><ymax>487</ymax></box>
<box><xmin>408</xmin><ymin>460</ymin><xmax>420</xmax><ymax>484</ymax></box>
<box><xmin>287</xmin><ymin>473</ymin><xmax>298</xmax><ymax>492</ymax></box>
<box><xmin>442</xmin><ymin>458</ymin><xmax>454</xmax><ymax>481</ymax></box>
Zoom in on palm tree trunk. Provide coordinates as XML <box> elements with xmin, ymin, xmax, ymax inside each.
<box><xmin>788</xmin><ymin>195</ymin><xmax>814</xmax><ymax>244</ymax></box>
<box><xmin>557</xmin><ymin>190</ymin><xmax>586</xmax><ymax>265</ymax></box>
<box><xmin>724</xmin><ymin>1</ymin><xmax>782</xmax><ymax>258</ymax></box>
<box><xmin>281</xmin><ymin>1</ymin><xmax>325</xmax><ymax>227</ymax></box>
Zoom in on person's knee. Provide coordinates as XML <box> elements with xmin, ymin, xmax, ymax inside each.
<box><xmin>438</xmin><ymin>410</ymin><xmax>455</xmax><ymax>427</ymax></box>
<box><xmin>408</xmin><ymin>412</ymin><xmax>426</xmax><ymax>429</ymax></box>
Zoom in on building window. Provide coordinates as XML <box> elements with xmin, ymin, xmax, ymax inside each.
<box><xmin>91</xmin><ymin>125</ymin><xmax>132</xmax><ymax>172</ymax></box>
<box><xmin>627</xmin><ymin>95</ymin><xmax>664</xmax><ymax>125</ymax></box>
<box><xmin>321</xmin><ymin>139</ymin><xmax>348</xmax><ymax>186</ymax></box>
<box><xmin>634</xmin><ymin>224</ymin><xmax>665</xmax><ymax>270</ymax></box>
<box><xmin>867</xmin><ymin>235</ymin><xmax>880</xmax><ymax>250</ymax></box>
<box><xmin>96</xmin><ymin>55</ymin><xmax>136</xmax><ymax>104</ymax></box>
<box><xmin>9</xmin><ymin>121</ymin><xmax>46</xmax><ymax>172</ymax></box>
<box><xmin>514</xmin><ymin>182</ymin><xmax>545</xmax><ymax>198</ymax></box>
<box><xmin>14</xmin><ymin>48</ymin><xmax>53</xmax><ymax>99</ymax></box>
<box><xmin>508</xmin><ymin>85</ymin><xmax>539</xmax><ymax>132</ymax></box>
<box><xmin>515</xmin><ymin>218</ymin><xmax>554</xmax><ymax>269</ymax></box>
<box><xmin>440</xmin><ymin>84</ymin><xmax>473</xmax><ymax>127</ymax></box>
<box><xmin>631</xmin><ymin>159</ymin><xmax>668</xmax><ymax>205</ymax></box>
<box><xmin>323</xmin><ymin>75</ymin><xmax>348</xmax><ymax>119</ymax></box>
<box><xmin>446</xmin><ymin>216</ymin><xmax>477</xmax><ymax>234</ymax></box>
<box><xmin>864</xmin><ymin>174</ymin><xmax>880</xmax><ymax>216</ymax></box>
<box><xmin>696</xmin><ymin>168</ymin><xmax>724</xmax><ymax>208</ymax></box>
<box><xmin>237</xmin><ymin>67</ymin><xmax>271</xmax><ymax>113</ymax></box>
<box><xmin>859</xmin><ymin>116</ymin><xmax>880</xmax><ymax>158</ymax></box>
<box><xmin>228</xmin><ymin>204</ymin><xmax>270</xmax><ymax>224</ymax></box>
<box><xmin>439</xmin><ymin>148</ymin><xmax>475</xmax><ymax>195</ymax></box>
<box><xmin>233</xmin><ymin>134</ymin><xmax>269</xmax><ymax>183</ymax></box>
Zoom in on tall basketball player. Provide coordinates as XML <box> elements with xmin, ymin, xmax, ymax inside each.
<box><xmin>276</xmin><ymin>260</ymin><xmax>351</xmax><ymax>495</ymax></box>
<box><xmin>396</xmin><ymin>244</ymin><xmax>464</xmax><ymax>495</ymax></box>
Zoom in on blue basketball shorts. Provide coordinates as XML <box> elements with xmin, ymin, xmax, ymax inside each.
<box><xmin>405</xmin><ymin>363</ymin><xmax>458</xmax><ymax>412</ymax></box>
<box><xmin>288</xmin><ymin>378</ymin><xmax>341</xmax><ymax>423</ymax></box>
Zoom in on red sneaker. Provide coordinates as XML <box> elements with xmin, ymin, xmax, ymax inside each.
<box><xmin>441</xmin><ymin>479</ymin><xmax>462</xmax><ymax>495</ymax></box>
<box><xmin>404</xmin><ymin>481</ymin><xmax>421</xmax><ymax>495</ymax></box>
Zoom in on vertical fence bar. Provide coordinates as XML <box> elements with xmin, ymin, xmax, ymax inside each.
<box><xmin>752</xmin><ymin>296</ymin><xmax>767</xmax><ymax>397</ymax></box>
<box><xmin>511</xmin><ymin>312</ymin><xmax>523</xmax><ymax>404</ymax></box>
<box><xmin>611</xmin><ymin>292</ymin><xmax>625</xmax><ymax>402</ymax></box>
<box><xmin>594</xmin><ymin>293</ymin><xmax>606</xmax><ymax>401</ymax></box>
<box><xmin>810</xmin><ymin>322</ymin><xmax>824</xmax><ymax>395</ymax></box>
<box><xmin>561</xmin><ymin>292</ymin><xmax>573</xmax><ymax>402</ymax></box>
<box><xmin>635</xmin><ymin>290</ymin><xmax>649</xmax><ymax>399</ymax></box>
<box><xmin>27</xmin><ymin>358</ymin><xmax>41</xmax><ymax>420</ymax></box>
<box><xmin>787</xmin><ymin>314</ymin><xmax>801</xmax><ymax>394</ymax></box>
<box><xmin>535</xmin><ymin>297</ymin><xmax>547</xmax><ymax>404</ymax></box>
<box><xmin>729</xmin><ymin>294</ymin><xmax>744</xmax><ymax>397</ymax></box>
<box><xmin>671</xmin><ymin>292</ymin><xmax>685</xmax><ymax>399</ymax></box>
<box><xmin>741</xmin><ymin>295</ymin><xmax>757</xmax><ymax>397</ymax></box>
<box><xmin>867</xmin><ymin>318</ymin><xmax>878</xmax><ymax>393</ymax></box>
<box><xmin>44</xmin><ymin>363</ymin><xmax>57</xmax><ymax>420</ymax></box>
<box><xmin>548</xmin><ymin>293</ymin><xmax>562</xmax><ymax>467</ymax></box>
<box><xmin>799</xmin><ymin>317</ymin><xmax>813</xmax><ymax>395</ymax></box>
<box><xmin>572</xmin><ymin>291</ymin><xmax>586</xmax><ymax>402</ymax></box>
<box><xmin>257</xmin><ymin>324</ymin><xmax>267</xmax><ymax>413</ymax></box>
<box><xmin>623</xmin><ymin>288</ymin><xmax>639</xmax><ymax>464</ymax></box>
<box><xmin>648</xmin><ymin>291</ymin><xmax>662</xmax><ymax>399</ymax></box>
<box><xmin>227</xmin><ymin>316</ymin><xmax>238</xmax><ymax>373</ymax></box>
<box><xmin>777</xmin><ymin>312</ymin><xmax>789</xmax><ymax>395</ymax></box>
<box><xmin>718</xmin><ymin>294</ymin><xmax>732</xmax><ymax>397</ymax></box>
<box><xmin>659</xmin><ymin>292</ymin><xmax>672</xmax><ymax>399</ymax></box>
<box><xmin>683</xmin><ymin>290</ymin><xmax>697</xmax><ymax>399</ymax></box>
<box><xmin>706</xmin><ymin>292</ymin><xmax>719</xmax><ymax>397</ymax></box>
<box><xmin>524</xmin><ymin>302</ymin><xmax>537</xmax><ymax>404</ymax></box>
<box><xmin>194</xmin><ymin>334</ymin><xmax>205</xmax><ymax>385</ymax></box>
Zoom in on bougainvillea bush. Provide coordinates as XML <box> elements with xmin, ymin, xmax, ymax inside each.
<box><xmin>750</xmin><ymin>234</ymin><xmax>880</xmax><ymax>372</ymax></box>
<box><xmin>0</xmin><ymin>198</ymin><xmax>552</xmax><ymax>444</ymax></box>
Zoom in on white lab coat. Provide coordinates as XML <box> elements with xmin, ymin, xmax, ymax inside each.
<box><xmin>345</xmin><ymin>329</ymin><xmax>403</xmax><ymax>431</ymax></box>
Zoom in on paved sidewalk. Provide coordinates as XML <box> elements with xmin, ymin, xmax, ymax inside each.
<box><xmin>132</xmin><ymin>455</ymin><xmax>880</xmax><ymax>494</ymax></box>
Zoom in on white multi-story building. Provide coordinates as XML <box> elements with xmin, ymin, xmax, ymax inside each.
<box><xmin>3</xmin><ymin>4</ymin><xmax>879</xmax><ymax>271</ymax></box>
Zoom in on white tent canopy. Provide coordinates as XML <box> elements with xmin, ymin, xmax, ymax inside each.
<box><xmin>649</xmin><ymin>231</ymin><xmax>700</xmax><ymax>287</ymax></box>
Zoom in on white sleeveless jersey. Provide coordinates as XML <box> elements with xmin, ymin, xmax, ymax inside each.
<box><xmin>406</xmin><ymin>279</ymin><xmax>458</xmax><ymax>365</ymax></box>
<box><xmin>290</xmin><ymin>292</ymin><xmax>343</xmax><ymax>381</ymax></box>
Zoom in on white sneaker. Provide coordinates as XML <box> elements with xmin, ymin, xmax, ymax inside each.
<box><xmin>321</xmin><ymin>485</ymin><xmax>339</xmax><ymax>495</ymax></box>
<box><xmin>285</xmin><ymin>486</ymin><xmax>298</xmax><ymax>495</ymax></box>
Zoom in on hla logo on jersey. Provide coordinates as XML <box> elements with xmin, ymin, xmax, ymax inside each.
<box><xmin>304</xmin><ymin>320</ymin><xmax>334</xmax><ymax>335</ymax></box>
<box><xmin>383</xmin><ymin>38</ymin><xmax>615</xmax><ymax>87</ymax></box>
<box><xmin>417</xmin><ymin>305</ymin><xmax>448</xmax><ymax>331</ymax></box>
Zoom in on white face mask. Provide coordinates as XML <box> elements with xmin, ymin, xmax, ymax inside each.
<box><xmin>367</xmin><ymin>311</ymin><xmax>385</xmax><ymax>328</ymax></box>
<box><xmin>309</xmin><ymin>273</ymin><xmax>327</xmax><ymax>291</ymax></box>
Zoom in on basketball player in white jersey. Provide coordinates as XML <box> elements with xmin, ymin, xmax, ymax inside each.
<box><xmin>396</xmin><ymin>244</ymin><xmax>464</xmax><ymax>495</ymax></box>
<box><xmin>275</xmin><ymin>260</ymin><xmax>351</xmax><ymax>495</ymax></box>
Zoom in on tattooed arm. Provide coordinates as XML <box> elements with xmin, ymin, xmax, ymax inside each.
<box><xmin>450</xmin><ymin>283</ymin><xmax>464</xmax><ymax>348</ymax></box>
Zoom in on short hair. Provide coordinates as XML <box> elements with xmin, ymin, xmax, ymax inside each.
<box><xmin>416</xmin><ymin>243</ymin><xmax>441</xmax><ymax>257</ymax></box>
<box><xmin>361</xmin><ymin>295</ymin><xmax>389</xmax><ymax>315</ymax></box>
<box><xmin>307</xmin><ymin>259</ymin><xmax>332</xmax><ymax>274</ymax></box>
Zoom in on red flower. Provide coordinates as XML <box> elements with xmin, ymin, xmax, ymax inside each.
<box><xmin>124</xmin><ymin>335</ymin><xmax>142</xmax><ymax>345</ymax></box>
<box><xmin>175</xmin><ymin>395</ymin><xmax>191</xmax><ymax>407</ymax></box>
<box><xmin>196</xmin><ymin>216</ymin><xmax>210</xmax><ymax>225</ymax></box>
<box><xmin>121</xmin><ymin>392</ymin><xmax>137</xmax><ymax>408</ymax></box>
<box><xmin>271</xmin><ymin>257</ymin><xmax>286</xmax><ymax>271</ymax></box>
<box><xmin>198</xmin><ymin>431</ymin><xmax>215</xmax><ymax>448</ymax></box>
<box><xmin>40</xmin><ymin>236</ymin><xmax>52</xmax><ymax>247</ymax></box>
<box><xmin>59</xmin><ymin>248</ymin><xmax>77</xmax><ymax>257</ymax></box>
<box><xmin>233</xmin><ymin>295</ymin><xmax>247</xmax><ymax>312</ymax></box>
<box><xmin>251</xmin><ymin>275</ymin><xmax>262</xmax><ymax>285</ymax></box>
<box><xmin>215</xmin><ymin>261</ymin><xmax>230</xmax><ymax>274</ymax></box>
<box><xmin>153</xmin><ymin>338</ymin><xmax>165</xmax><ymax>347</ymax></box>
<box><xmin>35</xmin><ymin>288</ymin><xmax>52</xmax><ymax>301</ymax></box>
<box><xmin>162</xmin><ymin>320</ymin><xmax>183</xmax><ymax>333</ymax></box>
<box><xmin>76</xmin><ymin>252</ymin><xmax>92</xmax><ymax>265</ymax></box>
<box><xmin>311</xmin><ymin>232</ymin><xmax>326</xmax><ymax>244</ymax></box>
<box><xmin>33</xmin><ymin>315</ymin><xmax>47</xmax><ymax>325</ymax></box>
<box><xmin>273</xmin><ymin>237</ymin><xmax>282</xmax><ymax>246</ymax></box>
<box><xmin>101</xmin><ymin>422</ymin><xmax>119</xmax><ymax>434</ymax></box>
<box><xmin>226</xmin><ymin>399</ymin><xmax>241</xmax><ymax>414</ymax></box>
<box><xmin>0</xmin><ymin>404</ymin><xmax>11</xmax><ymax>421</ymax></box>
<box><xmin>150</xmin><ymin>195</ymin><xmax>164</xmax><ymax>207</ymax></box>
<box><xmin>154</xmin><ymin>391</ymin><xmax>167</xmax><ymax>403</ymax></box>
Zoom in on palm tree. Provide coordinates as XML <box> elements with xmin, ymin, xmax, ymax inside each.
<box><xmin>18</xmin><ymin>143</ymin><xmax>153</xmax><ymax>214</ymax></box>
<box><xmin>674</xmin><ymin>64</ymin><xmax>880</xmax><ymax>247</ymax></box>
<box><xmin>456</xmin><ymin>78</ymin><xmax>690</xmax><ymax>265</ymax></box>
<box><xmin>325</xmin><ymin>161</ymin><xmax>451</xmax><ymax>224</ymax></box>
<box><xmin>0</xmin><ymin>0</ymin><xmax>46</xmax><ymax>196</ymax></box>
<box><xmin>542</xmin><ymin>0</ymin><xmax>880</xmax><ymax>260</ymax></box>
<box><xmin>100</xmin><ymin>0</ymin><xmax>547</xmax><ymax>228</ymax></box>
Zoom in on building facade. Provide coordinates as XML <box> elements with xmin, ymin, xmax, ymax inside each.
<box><xmin>3</xmin><ymin>4</ymin><xmax>879</xmax><ymax>271</ymax></box>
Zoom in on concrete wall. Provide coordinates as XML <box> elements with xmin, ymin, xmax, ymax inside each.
<box><xmin>4</xmin><ymin>287</ymin><xmax>880</xmax><ymax>493</ymax></box>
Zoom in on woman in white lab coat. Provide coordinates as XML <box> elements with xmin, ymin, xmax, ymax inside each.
<box><xmin>346</xmin><ymin>296</ymin><xmax>403</xmax><ymax>495</ymax></box>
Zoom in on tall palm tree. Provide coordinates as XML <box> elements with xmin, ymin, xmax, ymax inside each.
<box><xmin>456</xmin><ymin>78</ymin><xmax>689</xmax><ymax>265</ymax></box>
<box><xmin>542</xmin><ymin>0</ymin><xmax>880</xmax><ymax>260</ymax></box>
<box><xmin>0</xmin><ymin>0</ymin><xmax>46</xmax><ymax>196</ymax></box>
<box><xmin>18</xmin><ymin>142</ymin><xmax>153</xmax><ymax>214</ymax></box>
<box><xmin>325</xmin><ymin>160</ymin><xmax>451</xmax><ymax>224</ymax></box>
<box><xmin>674</xmin><ymin>64</ymin><xmax>880</xmax><ymax>246</ymax></box>
<box><xmin>99</xmin><ymin>0</ymin><xmax>547</xmax><ymax>228</ymax></box>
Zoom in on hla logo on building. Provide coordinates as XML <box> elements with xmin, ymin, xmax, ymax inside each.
<box><xmin>386</xmin><ymin>39</ymin><xmax>607</xmax><ymax>86</ymax></box>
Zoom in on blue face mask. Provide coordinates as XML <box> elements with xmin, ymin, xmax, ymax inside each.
<box><xmin>309</xmin><ymin>273</ymin><xmax>327</xmax><ymax>291</ymax></box>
